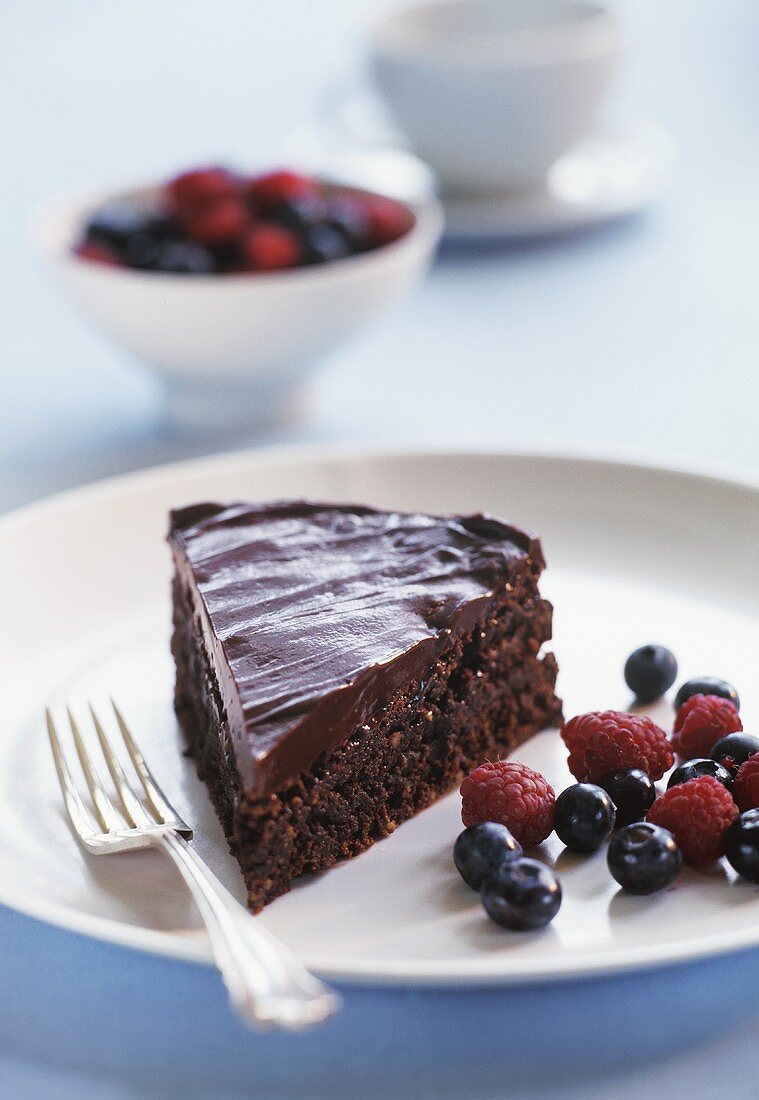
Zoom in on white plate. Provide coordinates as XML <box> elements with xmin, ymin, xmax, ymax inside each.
<box><xmin>2</xmin><ymin>449</ymin><xmax>758</xmax><ymax>986</ymax></box>
<box><xmin>442</xmin><ymin>123</ymin><xmax>673</xmax><ymax>242</ymax></box>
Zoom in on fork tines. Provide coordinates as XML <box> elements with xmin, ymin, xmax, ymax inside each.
<box><xmin>46</xmin><ymin>701</ymin><xmax>191</xmax><ymax>842</ymax></box>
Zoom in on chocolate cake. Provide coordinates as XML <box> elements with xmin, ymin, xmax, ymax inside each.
<box><xmin>169</xmin><ymin>501</ymin><xmax>561</xmax><ymax>912</ymax></box>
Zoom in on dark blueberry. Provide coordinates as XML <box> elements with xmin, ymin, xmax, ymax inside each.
<box><xmin>480</xmin><ymin>858</ymin><xmax>561</xmax><ymax>931</ymax></box>
<box><xmin>453</xmin><ymin>822</ymin><xmax>522</xmax><ymax>890</ymax></box>
<box><xmin>674</xmin><ymin>677</ymin><xmax>740</xmax><ymax>712</ymax></box>
<box><xmin>269</xmin><ymin>194</ymin><xmax>328</xmax><ymax>233</ymax></box>
<box><xmin>623</xmin><ymin>644</ymin><xmax>678</xmax><ymax>703</ymax></box>
<box><xmin>326</xmin><ymin>195</ymin><xmax>371</xmax><ymax>251</ymax></box>
<box><xmin>153</xmin><ymin>240</ymin><xmax>217</xmax><ymax>274</ymax></box>
<box><xmin>554</xmin><ymin>784</ymin><xmax>616</xmax><ymax>853</ymax></box>
<box><xmin>209</xmin><ymin>243</ymin><xmax>243</xmax><ymax>273</ymax></box>
<box><xmin>85</xmin><ymin>203</ymin><xmax>153</xmax><ymax>250</ymax></box>
<box><xmin>303</xmin><ymin>223</ymin><xmax>352</xmax><ymax>264</ymax></box>
<box><xmin>85</xmin><ymin>205</ymin><xmax>177</xmax><ymax>253</ymax></box>
<box><xmin>607</xmin><ymin>822</ymin><xmax>682</xmax><ymax>894</ymax></box>
<box><xmin>667</xmin><ymin>757</ymin><xmax>733</xmax><ymax>791</ymax></box>
<box><xmin>710</xmin><ymin>732</ymin><xmax>759</xmax><ymax>774</ymax></box>
<box><xmin>144</xmin><ymin>213</ymin><xmax>182</xmax><ymax>240</ymax></box>
<box><xmin>724</xmin><ymin>809</ymin><xmax>759</xmax><ymax>883</ymax></box>
<box><xmin>123</xmin><ymin>231</ymin><xmax>165</xmax><ymax>270</ymax></box>
<box><xmin>598</xmin><ymin>769</ymin><xmax>656</xmax><ymax>827</ymax></box>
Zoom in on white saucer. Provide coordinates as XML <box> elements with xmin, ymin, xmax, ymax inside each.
<box><xmin>1</xmin><ymin>449</ymin><xmax>757</xmax><ymax>986</ymax></box>
<box><xmin>442</xmin><ymin>123</ymin><xmax>673</xmax><ymax>242</ymax></box>
<box><xmin>287</xmin><ymin>97</ymin><xmax>672</xmax><ymax>244</ymax></box>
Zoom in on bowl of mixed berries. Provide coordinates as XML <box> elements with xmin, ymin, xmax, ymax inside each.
<box><xmin>41</xmin><ymin>166</ymin><xmax>443</xmax><ymax>432</ymax></box>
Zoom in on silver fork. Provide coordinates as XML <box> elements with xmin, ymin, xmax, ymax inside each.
<box><xmin>46</xmin><ymin>701</ymin><xmax>340</xmax><ymax>1030</ymax></box>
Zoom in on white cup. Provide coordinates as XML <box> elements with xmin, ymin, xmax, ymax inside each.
<box><xmin>370</xmin><ymin>0</ymin><xmax>621</xmax><ymax>195</ymax></box>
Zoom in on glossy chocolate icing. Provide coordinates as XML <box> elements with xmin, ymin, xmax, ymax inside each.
<box><xmin>169</xmin><ymin>501</ymin><xmax>544</xmax><ymax>797</ymax></box>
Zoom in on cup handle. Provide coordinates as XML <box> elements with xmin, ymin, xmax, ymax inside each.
<box><xmin>282</xmin><ymin>82</ymin><xmax>437</xmax><ymax>205</ymax></box>
<box><xmin>316</xmin><ymin>82</ymin><xmax>409</xmax><ymax>152</ymax></box>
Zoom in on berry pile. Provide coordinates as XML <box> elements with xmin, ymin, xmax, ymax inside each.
<box><xmin>74</xmin><ymin>167</ymin><xmax>415</xmax><ymax>275</ymax></box>
<box><xmin>452</xmin><ymin>651</ymin><xmax>758</xmax><ymax>933</ymax></box>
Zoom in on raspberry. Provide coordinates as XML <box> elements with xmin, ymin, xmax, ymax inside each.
<box><xmin>671</xmin><ymin>694</ymin><xmax>742</xmax><ymax>760</ymax></box>
<box><xmin>243</xmin><ymin>223</ymin><xmax>302</xmax><ymax>270</ymax></box>
<box><xmin>168</xmin><ymin>167</ymin><xmax>238</xmax><ymax>212</ymax></box>
<box><xmin>460</xmin><ymin>761</ymin><xmax>555</xmax><ymax>847</ymax></box>
<box><xmin>181</xmin><ymin>196</ymin><xmax>249</xmax><ymax>245</ymax></box>
<box><xmin>74</xmin><ymin>241</ymin><xmax>122</xmax><ymax>266</ymax></box>
<box><xmin>364</xmin><ymin>195</ymin><xmax>414</xmax><ymax>247</ymax></box>
<box><xmin>561</xmin><ymin>711</ymin><xmax>673</xmax><ymax>783</ymax></box>
<box><xmin>647</xmin><ymin>776</ymin><xmax>738</xmax><ymax>866</ymax></box>
<box><xmin>248</xmin><ymin>170</ymin><xmax>319</xmax><ymax>213</ymax></box>
<box><xmin>734</xmin><ymin>754</ymin><xmax>759</xmax><ymax>812</ymax></box>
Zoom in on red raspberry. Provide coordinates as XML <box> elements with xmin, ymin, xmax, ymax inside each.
<box><xmin>248</xmin><ymin>170</ymin><xmax>319</xmax><ymax>213</ymax></box>
<box><xmin>168</xmin><ymin>167</ymin><xmax>238</xmax><ymax>212</ymax></box>
<box><xmin>561</xmin><ymin>710</ymin><xmax>673</xmax><ymax>783</ymax></box>
<box><xmin>243</xmin><ymin>223</ymin><xmax>302</xmax><ymax>270</ymax></box>
<box><xmin>734</xmin><ymin>753</ymin><xmax>759</xmax><ymax>812</ymax></box>
<box><xmin>647</xmin><ymin>775</ymin><xmax>737</xmax><ymax>865</ymax></box>
<box><xmin>74</xmin><ymin>241</ymin><xmax>122</xmax><ymax>266</ymax></box>
<box><xmin>364</xmin><ymin>195</ymin><xmax>414</xmax><ymax>247</ymax></box>
<box><xmin>181</xmin><ymin>196</ymin><xmax>249</xmax><ymax>245</ymax></box>
<box><xmin>671</xmin><ymin>694</ymin><xmax>742</xmax><ymax>760</ymax></box>
<box><xmin>460</xmin><ymin>761</ymin><xmax>555</xmax><ymax>847</ymax></box>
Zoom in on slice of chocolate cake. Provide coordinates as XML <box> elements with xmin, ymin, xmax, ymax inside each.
<box><xmin>169</xmin><ymin>501</ymin><xmax>561</xmax><ymax>912</ymax></box>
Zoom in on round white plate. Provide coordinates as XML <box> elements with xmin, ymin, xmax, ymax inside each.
<box><xmin>2</xmin><ymin>449</ymin><xmax>758</xmax><ymax>986</ymax></box>
<box><xmin>442</xmin><ymin>123</ymin><xmax>673</xmax><ymax>242</ymax></box>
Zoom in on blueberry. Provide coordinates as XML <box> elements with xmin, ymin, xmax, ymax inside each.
<box><xmin>270</xmin><ymin>194</ymin><xmax>327</xmax><ymax>233</ymax></box>
<box><xmin>480</xmin><ymin>858</ymin><xmax>561</xmax><ymax>931</ymax></box>
<box><xmin>554</xmin><ymin>783</ymin><xmax>616</xmax><ymax>853</ymax></box>
<box><xmin>667</xmin><ymin>757</ymin><xmax>733</xmax><ymax>791</ymax></box>
<box><xmin>303</xmin><ymin>223</ymin><xmax>352</xmax><ymax>264</ymax></box>
<box><xmin>85</xmin><ymin>203</ymin><xmax>153</xmax><ymax>250</ymax></box>
<box><xmin>624</xmin><ymin>645</ymin><xmax>678</xmax><ymax>703</ymax></box>
<box><xmin>326</xmin><ymin>195</ymin><xmax>371</xmax><ymax>251</ymax></box>
<box><xmin>710</xmin><ymin>732</ymin><xmax>759</xmax><ymax>774</ymax></box>
<box><xmin>123</xmin><ymin>231</ymin><xmax>164</xmax><ymax>270</ymax></box>
<box><xmin>146</xmin><ymin>214</ymin><xmax>182</xmax><ymax>240</ymax></box>
<box><xmin>724</xmin><ymin>810</ymin><xmax>759</xmax><ymax>883</ymax></box>
<box><xmin>209</xmin><ymin>242</ymin><xmax>242</xmax><ymax>273</ymax></box>
<box><xmin>154</xmin><ymin>240</ymin><xmax>217</xmax><ymax>274</ymax></box>
<box><xmin>262</xmin><ymin>194</ymin><xmax>364</xmax><ymax>263</ymax></box>
<box><xmin>85</xmin><ymin>205</ymin><xmax>177</xmax><ymax>253</ymax></box>
<box><xmin>453</xmin><ymin>822</ymin><xmax>522</xmax><ymax>890</ymax></box>
<box><xmin>598</xmin><ymin>769</ymin><xmax>656</xmax><ymax>827</ymax></box>
<box><xmin>607</xmin><ymin>822</ymin><xmax>682</xmax><ymax>894</ymax></box>
<box><xmin>674</xmin><ymin>677</ymin><xmax>740</xmax><ymax>712</ymax></box>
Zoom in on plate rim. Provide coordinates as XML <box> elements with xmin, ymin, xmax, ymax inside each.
<box><xmin>4</xmin><ymin>439</ymin><xmax>759</xmax><ymax>537</ymax></box>
<box><xmin>2</xmin><ymin>443</ymin><xmax>759</xmax><ymax>986</ymax></box>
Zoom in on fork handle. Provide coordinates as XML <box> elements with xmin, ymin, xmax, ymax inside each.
<box><xmin>156</xmin><ymin>830</ymin><xmax>340</xmax><ymax>1029</ymax></box>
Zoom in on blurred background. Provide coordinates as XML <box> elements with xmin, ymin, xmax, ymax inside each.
<box><xmin>1</xmin><ymin>0</ymin><xmax>757</xmax><ymax>514</ymax></box>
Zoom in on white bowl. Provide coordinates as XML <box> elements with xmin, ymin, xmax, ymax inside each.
<box><xmin>371</xmin><ymin>0</ymin><xmax>621</xmax><ymax>195</ymax></box>
<box><xmin>39</xmin><ymin>186</ymin><xmax>443</xmax><ymax>433</ymax></box>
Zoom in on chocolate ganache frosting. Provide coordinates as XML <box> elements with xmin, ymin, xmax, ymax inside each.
<box><xmin>169</xmin><ymin>501</ymin><xmax>544</xmax><ymax>797</ymax></box>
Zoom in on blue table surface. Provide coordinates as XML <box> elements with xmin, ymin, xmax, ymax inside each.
<box><xmin>1</xmin><ymin>1</ymin><xmax>758</xmax><ymax>1096</ymax></box>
